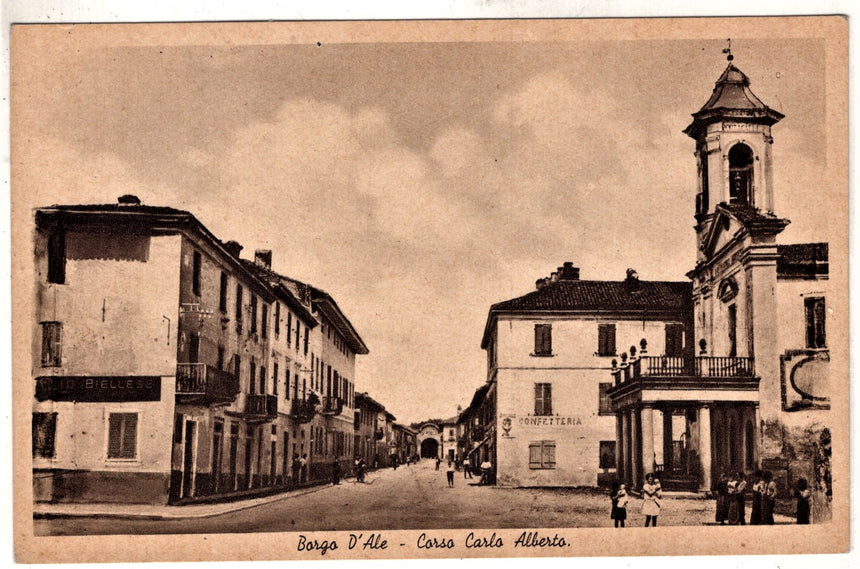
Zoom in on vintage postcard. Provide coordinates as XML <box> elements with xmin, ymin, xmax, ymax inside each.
<box><xmin>11</xmin><ymin>16</ymin><xmax>848</xmax><ymax>563</ymax></box>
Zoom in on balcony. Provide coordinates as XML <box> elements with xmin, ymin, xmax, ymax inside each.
<box><xmin>243</xmin><ymin>393</ymin><xmax>278</xmax><ymax>422</ymax></box>
<box><xmin>470</xmin><ymin>425</ymin><xmax>485</xmax><ymax>442</ymax></box>
<box><xmin>175</xmin><ymin>363</ymin><xmax>239</xmax><ymax>405</ymax></box>
<box><xmin>290</xmin><ymin>398</ymin><xmax>317</xmax><ymax>424</ymax></box>
<box><xmin>321</xmin><ymin>396</ymin><xmax>343</xmax><ymax>416</ymax></box>
<box><xmin>608</xmin><ymin>355</ymin><xmax>759</xmax><ymax>407</ymax></box>
<box><xmin>375</xmin><ymin>428</ymin><xmax>385</xmax><ymax>441</ymax></box>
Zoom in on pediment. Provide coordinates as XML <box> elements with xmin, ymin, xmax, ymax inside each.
<box><xmin>701</xmin><ymin>209</ymin><xmax>743</xmax><ymax>260</ymax></box>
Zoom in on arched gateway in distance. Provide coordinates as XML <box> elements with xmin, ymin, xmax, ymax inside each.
<box><xmin>416</xmin><ymin>423</ymin><xmax>442</xmax><ymax>459</ymax></box>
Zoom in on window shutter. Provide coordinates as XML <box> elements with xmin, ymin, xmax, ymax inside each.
<box><xmin>122</xmin><ymin>414</ymin><xmax>138</xmax><ymax>459</ymax></box>
<box><xmin>543</xmin><ymin>442</ymin><xmax>556</xmax><ymax>468</ymax></box>
<box><xmin>534</xmin><ymin>384</ymin><xmax>542</xmax><ymax>415</ymax></box>
<box><xmin>598</xmin><ymin>383</ymin><xmax>612</xmax><ymax>415</ymax></box>
<box><xmin>607</xmin><ymin>325</ymin><xmax>616</xmax><ymax>355</ymax></box>
<box><xmin>529</xmin><ymin>443</ymin><xmax>541</xmax><ymax>468</ymax></box>
<box><xmin>544</xmin><ymin>384</ymin><xmax>552</xmax><ymax>415</ymax></box>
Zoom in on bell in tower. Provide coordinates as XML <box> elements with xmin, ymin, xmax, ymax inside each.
<box><xmin>683</xmin><ymin>44</ymin><xmax>785</xmax><ymax>249</ymax></box>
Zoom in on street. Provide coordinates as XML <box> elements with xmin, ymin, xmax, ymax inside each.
<box><xmin>37</xmin><ymin>459</ymin><xmax>751</xmax><ymax>536</ymax></box>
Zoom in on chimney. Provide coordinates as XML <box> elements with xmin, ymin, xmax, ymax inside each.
<box><xmin>625</xmin><ymin>268</ymin><xmax>641</xmax><ymax>291</ymax></box>
<box><xmin>117</xmin><ymin>194</ymin><xmax>141</xmax><ymax>206</ymax></box>
<box><xmin>224</xmin><ymin>240</ymin><xmax>243</xmax><ymax>258</ymax></box>
<box><xmin>255</xmin><ymin>249</ymin><xmax>272</xmax><ymax>269</ymax></box>
<box><xmin>559</xmin><ymin>262</ymin><xmax>580</xmax><ymax>281</ymax></box>
<box><xmin>536</xmin><ymin>278</ymin><xmax>546</xmax><ymax>291</ymax></box>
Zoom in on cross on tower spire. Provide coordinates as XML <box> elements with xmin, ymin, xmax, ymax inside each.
<box><xmin>722</xmin><ymin>38</ymin><xmax>734</xmax><ymax>62</ymax></box>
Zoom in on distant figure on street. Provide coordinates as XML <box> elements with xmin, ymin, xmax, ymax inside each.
<box><xmin>435</xmin><ymin>456</ymin><xmax>441</xmax><ymax>471</ymax></box>
<box><xmin>463</xmin><ymin>457</ymin><xmax>473</xmax><ymax>479</ymax></box>
<box><xmin>762</xmin><ymin>470</ymin><xmax>777</xmax><ymax>525</ymax></box>
<box><xmin>795</xmin><ymin>478</ymin><xmax>812</xmax><ymax>524</ymax></box>
<box><xmin>299</xmin><ymin>454</ymin><xmax>308</xmax><ymax>484</ymax></box>
<box><xmin>454</xmin><ymin>456</ymin><xmax>460</xmax><ymax>471</ymax></box>
<box><xmin>446</xmin><ymin>461</ymin><xmax>455</xmax><ymax>487</ymax></box>
<box><xmin>355</xmin><ymin>456</ymin><xmax>366</xmax><ymax>483</ymax></box>
<box><xmin>292</xmin><ymin>453</ymin><xmax>301</xmax><ymax>485</ymax></box>
<box><xmin>641</xmin><ymin>473</ymin><xmax>662</xmax><ymax>527</ymax></box>
<box><xmin>749</xmin><ymin>470</ymin><xmax>764</xmax><ymax>525</ymax></box>
<box><xmin>480</xmin><ymin>459</ymin><xmax>492</xmax><ymax>485</ymax></box>
<box><xmin>391</xmin><ymin>455</ymin><xmax>398</xmax><ymax>470</ymax></box>
<box><xmin>332</xmin><ymin>460</ymin><xmax>341</xmax><ymax>485</ymax></box>
<box><xmin>729</xmin><ymin>471</ymin><xmax>747</xmax><ymax>525</ymax></box>
<box><xmin>715</xmin><ymin>472</ymin><xmax>729</xmax><ymax>524</ymax></box>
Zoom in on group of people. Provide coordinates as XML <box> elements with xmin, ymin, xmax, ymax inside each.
<box><xmin>714</xmin><ymin>470</ymin><xmax>812</xmax><ymax>525</ymax></box>
<box><xmin>610</xmin><ymin>473</ymin><xmax>662</xmax><ymax>528</ymax></box>
<box><xmin>440</xmin><ymin>456</ymin><xmax>493</xmax><ymax>487</ymax></box>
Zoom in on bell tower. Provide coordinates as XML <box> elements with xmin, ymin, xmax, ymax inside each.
<box><xmin>683</xmin><ymin>45</ymin><xmax>785</xmax><ymax>261</ymax></box>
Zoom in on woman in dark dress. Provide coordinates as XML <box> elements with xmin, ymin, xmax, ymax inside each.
<box><xmin>715</xmin><ymin>472</ymin><xmax>729</xmax><ymax>524</ymax></box>
<box><xmin>733</xmin><ymin>471</ymin><xmax>748</xmax><ymax>525</ymax></box>
<box><xmin>762</xmin><ymin>470</ymin><xmax>777</xmax><ymax>525</ymax></box>
<box><xmin>749</xmin><ymin>470</ymin><xmax>763</xmax><ymax>525</ymax></box>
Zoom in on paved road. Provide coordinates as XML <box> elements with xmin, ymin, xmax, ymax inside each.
<box><xmin>36</xmin><ymin>459</ymin><xmax>748</xmax><ymax>536</ymax></box>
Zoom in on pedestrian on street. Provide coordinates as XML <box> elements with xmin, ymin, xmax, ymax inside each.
<box><xmin>463</xmin><ymin>457</ymin><xmax>473</xmax><ymax>478</ymax></box>
<box><xmin>749</xmin><ymin>470</ymin><xmax>764</xmax><ymax>525</ymax></box>
<box><xmin>446</xmin><ymin>461</ymin><xmax>455</xmax><ymax>487</ymax></box>
<box><xmin>715</xmin><ymin>471</ymin><xmax>729</xmax><ymax>525</ymax></box>
<box><xmin>794</xmin><ymin>478</ymin><xmax>811</xmax><ymax>524</ymax></box>
<box><xmin>292</xmin><ymin>453</ymin><xmax>301</xmax><ymax>486</ymax></box>
<box><xmin>332</xmin><ymin>460</ymin><xmax>341</xmax><ymax>485</ymax></box>
<box><xmin>761</xmin><ymin>470</ymin><xmax>777</xmax><ymax>525</ymax></box>
<box><xmin>355</xmin><ymin>456</ymin><xmax>366</xmax><ymax>483</ymax></box>
<box><xmin>435</xmin><ymin>456</ymin><xmax>441</xmax><ymax>471</ymax></box>
<box><xmin>611</xmin><ymin>482</ymin><xmax>629</xmax><ymax>528</ymax></box>
<box><xmin>641</xmin><ymin>473</ymin><xmax>662</xmax><ymax>527</ymax></box>
<box><xmin>299</xmin><ymin>454</ymin><xmax>308</xmax><ymax>484</ymax></box>
<box><xmin>730</xmin><ymin>471</ymin><xmax>747</xmax><ymax>525</ymax></box>
<box><xmin>480</xmin><ymin>459</ymin><xmax>492</xmax><ymax>485</ymax></box>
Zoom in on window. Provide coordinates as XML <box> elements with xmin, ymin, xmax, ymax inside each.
<box><xmin>805</xmin><ymin>297</ymin><xmax>826</xmax><ymax>349</ymax></box>
<box><xmin>295</xmin><ymin>321</ymin><xmax>301</xmax><ymax>352</ymax></box>
<box><xmin>599</xmin><ymin>441</ymin><xmax>616</xmax><ymax>469</ymax></box>
<box><xmin>250</xmin><ymin>295</ymin><xmax>258</xmax><ymax>334</ymax></box>
<box><xmin>728</xmin><ymin>143</ymin><xmax>754</xmax><ymax>205</ymax></box>
<box><xmin>261</xmin><ymin>304</ymin><xmax>268</xmax><ymax>339</ymax></box>
<box><xmin>47</xmin><ymin>229</ymin><xmax>66</xmax><ymax>284</ymax></box>
<box><xmin>286</xmin><ymin>313</ymin><xmax>292</xmax><ymax>347</ymax></box>
<box><xmin>192</xmin><ymin>251</ymin><xmax>202</xmax><ymax>296</ymax></box>
<box><xmin>250</xmin><ymin>360</ymin><xmax>257</xmax><ymax>394</ymax></box>
<box><xmin>303</xmin><ymin>327</ymin><xmax>309</xmax><ymax>355</ymax></box>
<box><xmin>534</xmin><ymin>383</ymin><xmax>552</xmax><ymax>416</ymax></box>
<box><xmin>665</xmin><ymin>324</ymin><xmax>685</xmax><ymax>357</ymax></box>
<box><xmin>217</xmin><ymin>346</ymin><xmax>225</xmax><ymax>370</ymax></box>
<box><xmin>189</xmin><ymin>333</ymin><xmax>200</xmax><ymax>363</ymax></box>
<box><xmin>274</xmin><ymin>303</ymin><xmax>280</xmax><ymax>336</ymax></box>
<box><xmin>273</xmin><ymin>363</ymin><xmax>279</xmax><ymax>396</ymax></box>
<box><xmin>235</xmin><ymin>284</ymin><xmax>244</xmax><ymax>325</ymax></box>
<box><xmin>529</xmin><ymin>441</ymin><xmax>556</xmax><ymax>469</ymax></box>
<box><xmin>598</xmin><ymin>383</ymin><xmax>613</xmax><ymax>415</ymax></box>
<box><xmin>727</xmin><ymin>304</ymin><xmax>737</xmax><ymax>357</ymax></box>
<box><xmin>285</xmin><ymin>369</ymin><xmax>291</xmax><ymax>400</ymax></box>
<box><xmin>219</xmin><ymin>272</ymin><xmax>228</xmax><ymax>313</ymax></box>
<box><xmin>107</xmin><ymin>412</ymin><xmax>138</xmax><ymax>460</ymax></box>
<box><xmin>40</xmin><ymin>322</ymin><xmax>62</xmax><ymax>367</ymax></box>
<box><xmin>234</xmin><ymin>355</ymin><xmax>241</xmax><ymax>384</ymax></box>
<box><xmin>533</xmin><ymin>324</ymin><xmax>552</xmax><ymax>356</ymax></box>
<box><xmin>32</xmin><ymin>412</ymin><xmax>57</xmax><ymax>458</ymax></box>
<box><xmin>260</xmin><ymin>366</ymin><xmax>267</xmax><ymax>394</ymax></box>
<box><xmin>598</xmin><ymin>324</ymin><xmax>616</xmax><ymax>357</ymax></box>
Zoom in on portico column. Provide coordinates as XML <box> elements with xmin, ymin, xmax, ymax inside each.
<box><xmin>698</xmin><ymin>405</ymin><xmax>712</xmax><ymax>491</ymax></box>
<box><xmin>615</xmin><ymin>413</ymin><xmax>624</xmax><ymax>477</ymax></box>
<box><xmin>622</xmin><ymin>410</ymin><xmax>632</xmax><ymax>483</ymax></box>
<box><xmin>631</xmin><ymin>407</ymin><xmax>641</xmax><ymax>488</ymax></box>
<box><xmin>641</xmin><ymin>405</ymin><xmax>655</xmax><ymax>478</ymax></box>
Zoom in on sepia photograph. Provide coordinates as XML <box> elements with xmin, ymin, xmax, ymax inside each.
<box><xmin>10</xmin><ymin>14</ymin><xmax>849</xmax><ymax>563</ymax></box>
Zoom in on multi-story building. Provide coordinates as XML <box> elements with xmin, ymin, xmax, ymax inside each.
<box><xmin>391</xmin><ymin>423</ymin><xmax>417</xmax><ymax>464</ymax></box>
<box><xmin>31</xmin><ymin>196</ymin><xmax>369</xmax><ymax>504</ymax></box>
<box><xmin>609</xmin><ymin>60</ymin><xmax>832</xmax><ymax>512</ymax></box>
<box><xmin>480</xmin><ymin>263</ymin><xmax>692</xmax><ymax>487</ymax></box>
<box><xmin>458</xmin><ymin>382</ymin><xmax>495</xmax><ymax>472</ymax></box>
<box><xmin>439</xmin><ymin>415</ymin><xmax>460</xmax><ymax>463</ymax></box>
<box><xmin>354</xmin><ymin>392</ymin><xmax>387</xmax><ymax>468</ymax></box>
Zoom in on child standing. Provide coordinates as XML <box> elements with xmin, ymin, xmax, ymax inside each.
<box><xmin>795</xmin><ymin>478</ymin><xmax>812</xmax><ymax>524</ymax></box>
<box><xmin>611</xmin><ymin>483</ymin><xmax>629</xmax><ymax>527</ymax></box>
<box><xmin>446</xmin><ymin>461</ymin><xmax>455</xmax><ymax>487</ymax></box>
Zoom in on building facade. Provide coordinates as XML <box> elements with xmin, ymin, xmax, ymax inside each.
<box><xmin>480</xmin><ymin>263</ymin><xmax>692</xmax><ymax>487</ymax></box>
<box><xmin>32</xmin><ymin>196</ymin><xmax>369</xmax><ymax>504</ymax></box>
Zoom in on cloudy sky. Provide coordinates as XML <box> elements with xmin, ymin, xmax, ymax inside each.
<box><xmin>13</xmin><ymin>24</ymin><xmax>833</xmax><ymax>423</ymax></box>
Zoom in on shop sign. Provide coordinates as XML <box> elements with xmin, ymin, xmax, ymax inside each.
<box><xmin>35</xmin><ymin>376</ymin><xmax>162</xmax><ymax>402</ymax></box>
<box><xmin>517</xmin><ymin>416</ymin><xmax>583</xmax><ymax>427</ymax></box>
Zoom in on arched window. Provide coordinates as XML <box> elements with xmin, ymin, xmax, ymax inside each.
<box><xmin>728</xmin><ymin>144</ymin><xmax>754</xmax><ymax>205</ymax></box>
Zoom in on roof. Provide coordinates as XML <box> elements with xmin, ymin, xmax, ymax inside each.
<box><xmin>684</xmin><ymin>63</ymin><xmax>784</xmax><ymax>139</ymax></box>
<box><xmin>459</xmin><ymin>383</ymin><xmax>491</xmax><ymax>422</ymax></box>
<box><xmin>482</xmin><ymin>278</ymin><xmax>691</xmax><ymax>349</ymax></box>
<box><xmin>309</xmin><ymin>286</ymin><xmax>370</xmax><ymax>355</ymax></box>
<box><xmin>698</xmin><ymin>203</ymin><xmax>790</xmax><ymax>261</ymax></box>
<box><xmin>355</xmin><ymin>392</ymin><xmax>387</xmax><ymax>413</ymax></box>
<box><xmin>777</xmin><ymin>243</ymin><xmax>829</xmax><ymax>279</ymax></box>
<box><xmin>241</xmin><ymin>260</ymin><xmax>318</xmax><ymax>327</ymax></box>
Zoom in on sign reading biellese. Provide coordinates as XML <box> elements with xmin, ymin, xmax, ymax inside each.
<box><xmin>35</xmin><ymin>376</ymin><xmax>162</xmax><ymax>402</ymax></box>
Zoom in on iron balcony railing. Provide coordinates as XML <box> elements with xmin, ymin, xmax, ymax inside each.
<box><xmin>321</xmin><ymin>396</ymin><xmax>343</xmax><ymax>416</ymax></box>
<box><xmin>176</xmin><ymin>363</ymin><xmax>239</xmax><ymax>403</ymax></box>
<box><xmin>612</xmin><ymin>355</ymin><xmax>755</xmax><ymax>386</ymax></box>
<box><xmin>245</xmin><ymin>393</ymin><xmax>278</xmax><ymax>419</ymax></box>
<box><xmin>290</xmin><ymin>398</ymin><xmax>317</xmax><ymax>423</ymax></box>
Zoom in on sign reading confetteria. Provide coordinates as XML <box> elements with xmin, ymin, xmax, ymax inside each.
<box><xmin>35</xmin><ymin>376</ymin><xmax>162</xmax><ymax>402</ymax></box>
<box><xmin>518</xmin><ymin>416</ymin><xmax>583</xmax><ymax>427</ymax></box>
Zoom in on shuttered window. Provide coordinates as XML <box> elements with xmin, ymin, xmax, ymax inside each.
<box><xmin>219</xmin><ymin>272</ymin><xmax>228</xmax><ymax>313</ymax></box>
<box><xmin>598</xmin><ymin>383</ymin><xmax>613</xmax><ymax>415</ymax></box>
<box><xmin>805</xmin><ymin>297</ymin><xmax>826</xmax><ymax>349</ymax></box>
<box><xmin>192</xmin><ymin>251</ymin><xmax>202</xmax><ymax>296</ymax></box>
<box><xmin>32</xmin><ymin>412</ymin><xmax>57</xmax><ymax>458</ymax></box>
<box><xmin>665</xmin><ymin>324</ymin><xmax>685</xmax><ymax>357</ymax></box>
<box><xmin>598</xmin><ymin>324</ymin><xmax>616</xmax><ymax>356</ymax></box>
<box><xmin>534</xmin><ymin>383</ymin><xmax>552</xmax><ymax>416</ymax></box>
<box><xmin>534</xmin><ymin>324</ymin><xmax>552</xmax><ymax>356</ymax></box>
<box><xmin>107</xmin><ymin>413</ymin><xmax>138</xmax><ymax>460</ymax></box>
<box><xmin>529</xmin><ymin>441</ymin><xmax>556</xmax><ymax>469</ymax></box>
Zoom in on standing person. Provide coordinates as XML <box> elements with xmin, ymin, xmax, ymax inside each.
<box><xmin>291</xmin><ymin>453</ymin><xmax>301</xmax><ymax>486</ymax></box>
<box><xmin>726</xmin><ymin>472</ymin><xmax>739</xmax><ymax>524</ymax></box>
<box><xmin>355</xmin><ymin>456</ymin><xmax>366</xmax><ymax>483</ymax></box>
<box><xmin>762</xmin><ymin>470</ymin><xmax>777</xmax><ymax>525</ymax></box>
<box><xmin>299</xmin><ymin>454</ymin><xmax>308</xmax><ymax>484</ymax></box>
<box><xmin>641</xmin><ymin>473</ymin><xmax>662</xmax><ymax>527</ymax></box>
<box><xmin>611</xmin><ymin>483</ymin><xmax>629</xmax><ymax>528</ymax></box>
<box><xmin>795</xmin><ymin>478</ymin><xmax>812</xmax><ymax>524</ymax></box>
<box><xmin>463</xmin><ymin>456</ymin><xmax>473</xmax><ymax>479</ymax></box>
<box><xmin>715</xmin><ymin>472</ymin><xmax>729</xmax><ymax>525</ymax></box>
<box><xmin>480</xmin><ymin>459</ymin><xmax>492</xmax><ymax>486</ymax></box>
<box><xmin>332</xmin><ymin>460</ymin><xmax>341</xmax><ymax>485</ymax></box>
<box><xmin>446</xmin><ymin>461</ymin><xmax>455</xmax><ymax>488</ymax></box>
<box><xmin>435</xmin><ymin>456</ymin><xmax>441</xmax><ymax>471</ymax></box>
<box><xmin>734</xmin><ymin>471</ymin><xmax>748</xmax><ymax>525</ymax></box>
<box><xmin>749</xmin><ymin>470</ymin><xmax>764</xmax><ymax>525</ymax></box>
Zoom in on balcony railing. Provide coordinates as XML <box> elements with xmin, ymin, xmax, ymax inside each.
<box><xmin>290</xmin><ymin>398</ymin><xmax>317</xmax><ymax>424</ymax></box>
<box><xmin>176</xmin><ymin>363</ymin><xmax>239</xmax><ymax>404</ymax></box>
<box><xmin>321</xmin><ymin>396</ymin><xmax>343</xmax><ymax>416</ymax></box>
<box><xmin>244</xmin><ymin>393</ymin><xmax>278</xmax><ymax>421</ymax></box>
<box><xmin>611</xmin><ymin>355</ymin><xmax>755</xmax><ymax>386</ymax></box>
<box><xmin>375</xmin><ymin>428</ymin><xmax>385</xmax><ymax>441</ymax></box>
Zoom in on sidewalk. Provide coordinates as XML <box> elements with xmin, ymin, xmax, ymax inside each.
<box><xmin>33</xmin><ymin>479</ymin><xmax>336</xmax><ymax>521</ymax></box>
